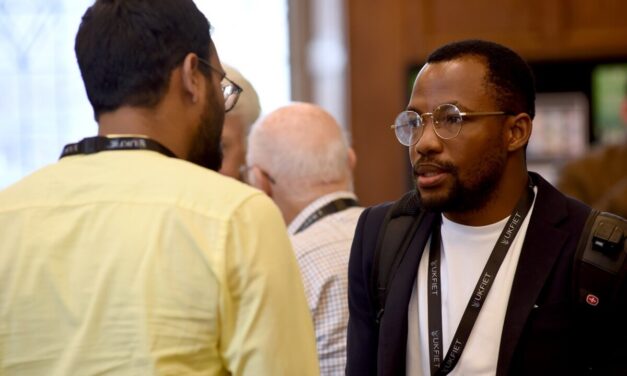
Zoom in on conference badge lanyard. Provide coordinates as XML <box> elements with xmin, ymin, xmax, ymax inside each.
<box><xmin>427</xmin><ymin>180</ymin><xmax>535</xmax><ymax>375</ymax></box>
<box><xmin>294</xmin><ymin>198</ymin><xmax>359</xmax><ymax>234</ymax></box>
<box><xmin>59</xmin><ymin>136</ymin><xmax>177</xmax><ymax>159</ymax></box>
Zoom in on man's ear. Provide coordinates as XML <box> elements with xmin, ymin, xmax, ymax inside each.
<box><xmin>251</xmin><ymin>166</ymin><xmax>273</xmax><ymax>197</ymax></box>
<box><xmin>180</xmin><ymin>53</ymin><xmax>202</xmax><ymax>104</ymax></box>
<box><xmin>505</xmin><ymin>113</ymin><xmax>532</xmax><ymax>152</ymax></box>
<box><xmin>347</xmin><ymin>147</ymin><xmax>357</xmax><ymax>171</ymax></box>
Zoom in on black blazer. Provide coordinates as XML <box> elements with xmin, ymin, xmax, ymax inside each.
<box><xmin>346</xmin><ymin>173</ymin><xmax>626</xmax><ymax>375</ymax></box>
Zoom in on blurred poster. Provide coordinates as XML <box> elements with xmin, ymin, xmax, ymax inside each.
<box><xmin>592</xmin><ymin>64</ymin><xmax>627</xmax><ymax>144</ymax></box>
<box><xmin>529</xmin><ymin>92</ymin><xmax>589</xmax><ymax>160</ymax></box>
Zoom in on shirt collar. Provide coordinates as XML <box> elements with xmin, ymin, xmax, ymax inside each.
<box><xmin>287</xmin><ymin>191</ymin><xmax>358</xmax><ymax>235</ymax></box>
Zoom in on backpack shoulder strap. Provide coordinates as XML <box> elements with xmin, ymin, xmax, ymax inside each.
<box><xmin>572</xmin><ymin>209</ymin><xmax>627</xmax><ymax>371</ymax></box>
<box><xmin>573</xmin><ymin>209</ymin><xmax>627</xmax><ymax>310</ymax></box>
<box><xmin>370</xmin><ymin>190</ymin><xmax>425</xmax><ymax>323</ymax></box>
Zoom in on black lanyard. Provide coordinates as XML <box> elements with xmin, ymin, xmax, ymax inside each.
<box><xmin>427</xmin><ymin>181</ymin><xmax>535</xmax><ymax>375</ymax></box>
<box><xmin>294</xmin><ymin>198</ymin><xmax>359</xmax><ymax>234</ymax></box>
<box><xmin>59</xmin><ymin>136</ymin><xmax>177</xmax><ymax>159</ymax></box>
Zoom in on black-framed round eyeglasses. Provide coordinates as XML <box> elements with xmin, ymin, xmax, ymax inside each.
<box><xmin>390</xmin><ymin>103</ymin><xmax>511</xmax><ymax>146</ymax></box>
<box><xmin>197</xmin><ymin>57</ymin><xmax>243</xmax><ymax>113</ymax></box>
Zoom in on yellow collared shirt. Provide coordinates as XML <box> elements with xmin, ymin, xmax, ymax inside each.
<box><xmin>0</xmin><ymin>150</ymin><xmax>319</xmax><ymax>376</ymax></box>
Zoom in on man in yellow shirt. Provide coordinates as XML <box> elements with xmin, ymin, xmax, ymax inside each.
<box><xmin>0</xmin><ymin>0</ymin><xmax>319</xmax><ymax>375</ymax></box>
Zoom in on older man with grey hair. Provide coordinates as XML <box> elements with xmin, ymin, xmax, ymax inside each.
<box><xmin>246</xmin><ymin>102</ymin><xmax>363</xmax><ymax>376</ymax></box>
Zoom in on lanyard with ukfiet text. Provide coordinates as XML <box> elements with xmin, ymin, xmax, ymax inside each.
<box><xmin>59</xmin><ymin>136</ymin><xmax>177</xmax><ymax>159</ymax></box>
<box><xmin>427</xmin><ymin>180</ymin><xmax>535</xmax><ymax>375</ymax></box>
<box><xmin>294</xmin><ymin>198</ymin><xmax>359</xmax><ymax>234</ymax></box>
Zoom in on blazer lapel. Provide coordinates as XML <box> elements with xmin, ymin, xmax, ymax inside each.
<box><xmin>496</xmin><ymin>175</ymin><xmax>571</xmax><ymax>375</ymax></box>
<box><xmin>378</xmin><ymin>212</ymin><xmax>438</xmax><ymax>375</ymax></box>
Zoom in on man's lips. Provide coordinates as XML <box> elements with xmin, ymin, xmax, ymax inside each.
<box><xmin>413</xmin><ymin>163</ymin><xmax>450</xmax><ymax>188</ymax></box>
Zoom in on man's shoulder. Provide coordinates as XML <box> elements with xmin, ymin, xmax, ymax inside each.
<box><xmin>290</xmin><ymin>206</ymin><xmax>364</xmax><ymax>264</ymax></box>
<box><xmin>115</xmin><ymin>155</ymin><xmax>275</xmax><ymax>222</ymax></box>
<box><xmin>533</xmin><ymin>172</ymin><xmax>591</xmax><ymax>216</ymax></box>
<box><xmin>358</xmin><ymin>190</ymin><xmax>421</xmax><ymax>231</ymax></box>
<box><xmin>0</xmin><ymin>152</ymin><xmax>267</xmax><ymax>220</ymax></box>
<box><xmin>0</xmin><ymin>162</ymin><xmax>62</xmax><ymax>208</ymax></box>
<box><xmin>529</xmin><ymin>172</ymin><xmax>594</xmax><ymax>258</ymax></box>
<box><xmin>347</xmin><ymin>194</ymin><xmax>417</xmax><ymax>264</ymax></box>
<box><xmin>157</xmin><ymin>157</ymin><xmax>263</xmax><ymax>207</ymax></box>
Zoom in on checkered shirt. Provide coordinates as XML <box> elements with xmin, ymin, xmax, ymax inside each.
<box><xmin>288</xmin><ymin>191</ymin><xmax>364</xmax><ymax>376</ymax></box>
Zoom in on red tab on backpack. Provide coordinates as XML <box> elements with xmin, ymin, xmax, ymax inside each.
<box><xmin>585</xmin><ymin>294</ymin><xmax>599</xmax><ymax>306</ymax></box>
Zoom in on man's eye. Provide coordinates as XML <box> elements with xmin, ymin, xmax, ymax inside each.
<box><xmin>442</xmin><ymin>115</ymin><xmax>462</xmax><ymax>124</ymax></box>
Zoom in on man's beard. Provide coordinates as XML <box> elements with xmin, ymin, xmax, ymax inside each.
<box><xmin>187</xmin><ymin>93</ymin><xmax>225</xmax><ymax>171</ymax></box>
<box><xmin>416</xmin><ymin>144</ymin><xmax>507</xmax><ymax>214</ymax></box>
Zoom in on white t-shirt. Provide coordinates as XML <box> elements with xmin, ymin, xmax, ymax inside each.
<box><xmin>406</xmin><ymin>192</ymin><xmax>536</xmax><ymax>376</ymax></box>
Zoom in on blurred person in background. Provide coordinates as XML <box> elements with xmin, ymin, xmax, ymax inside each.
<box><xmin>218</xmin><ymin>64</ymin><xmax>261</xmax><ymax>180</ymax></box>
<box><xmin>247</xmin><ymin>102</ymin><xmax>363</xmax><ymax>375</ymax></box>
<box><xmin>557</xmin><ymin>82</ymin><xmax>627</xmax><ymax>218</ymax></box>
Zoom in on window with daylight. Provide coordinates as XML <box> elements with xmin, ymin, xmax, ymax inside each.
<box><xmin>0</xmin><ymin>0</ymin><xmax>290</xmax><ymax>189</ymax></box>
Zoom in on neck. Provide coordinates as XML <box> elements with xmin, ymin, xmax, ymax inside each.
<box><xmin>97</xmin><ymin>105</ymin><xmax>190</xmax><ymax>160</ymax></box>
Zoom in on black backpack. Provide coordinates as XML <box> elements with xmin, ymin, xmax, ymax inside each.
<box><xmin>370</xmin><ymin>191</ymin><xmax>627</xmax><ymax>323</ymax></box>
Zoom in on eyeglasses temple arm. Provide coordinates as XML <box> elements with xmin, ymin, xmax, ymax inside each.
<box><xmin>459</xmin><ymin>111</ymin><xmax>508</xmax><ymax>117</ymax></box>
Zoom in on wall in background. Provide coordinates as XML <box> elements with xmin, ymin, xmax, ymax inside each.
<box><xmin>345</xmin><ymin>0</ymin><xmax>627</xmax><ymax>205</ymax></box>
<box><xmin>0</xmin><ymin>0</ymin><xmax>290</xmax><ymax>189</ymax></box>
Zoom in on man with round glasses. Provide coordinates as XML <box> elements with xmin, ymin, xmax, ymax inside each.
<box><xmin>346</xmin><ymin>39</ymin><xmax>626</xmax><ymax>375</ymax></box>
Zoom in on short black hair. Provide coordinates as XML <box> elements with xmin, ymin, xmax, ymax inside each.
<box><xmin>75</xmin><ymin>0</ymin><xmax>212</xmax><ymax>120</ymax></box>
<box><xmin>426</xmin><ymin>39</ymin><xmax>536</xmax><ymax>119</ymax></box>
